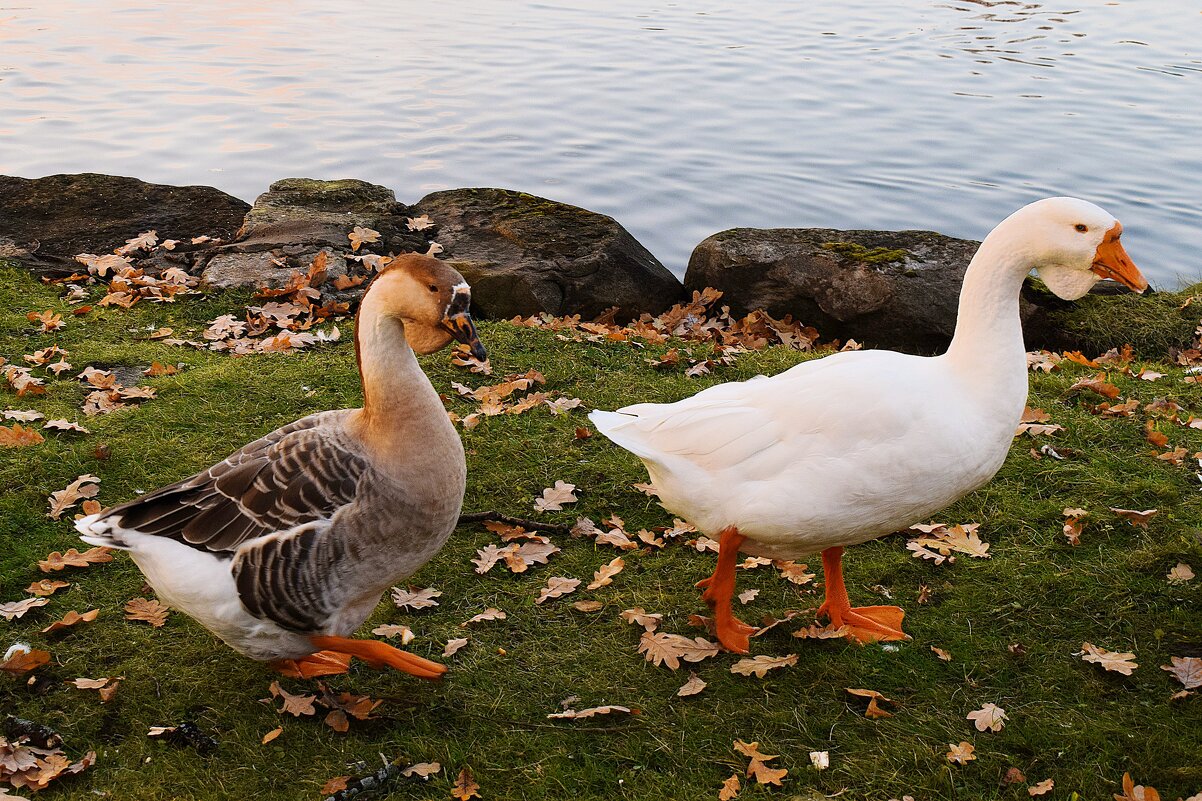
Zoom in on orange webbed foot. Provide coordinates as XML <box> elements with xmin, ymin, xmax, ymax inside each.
<box><xmin>697</xmin><ymin>527</ymin><xmax>755</xmax><ymax>654</ymax></box>
<box><xmin>821</xmin><ymin>604</ymin><xmax>908</xmax><ymax>644</ymax></box>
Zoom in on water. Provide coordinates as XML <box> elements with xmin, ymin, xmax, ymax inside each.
<box><xmin>1</xmin><ymin>1</ymin><xmax>1199</xmax><ymax>285</ymax></box>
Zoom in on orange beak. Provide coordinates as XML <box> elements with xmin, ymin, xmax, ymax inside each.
<box><xmin>1090</xmin><ymin>222</ymin><xmax>1148</xmax><ymax>293</ymax></box>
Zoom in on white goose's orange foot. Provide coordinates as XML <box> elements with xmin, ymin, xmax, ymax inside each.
<box><xmin>270</xmin><ymin>650</ymin><xmax>353</xmax><ymax>679</ymax></box>
<box><xmin>695</xmin><ymin>526</ymin><xmax>757</xmax><ymax>654</ymax></box>
<box><xmin>310</xmin><ymin>635</ymin><xmax>448</xmax><ymax>681</ymax></box>
<box><xmin>817</xmin><ymin>601</ymin><xmax>908</xmax><ymax>643</ymax></box>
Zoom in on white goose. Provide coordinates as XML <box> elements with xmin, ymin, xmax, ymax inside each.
<box><xmin>77</xmin><ymin>254</ymin><xmax>486</xmax><ymax>679</ymax></box>
<box><xmin>591</xmin><ymin>198</ymin><xmax>1147</xmax><ymax>652</ymax></box>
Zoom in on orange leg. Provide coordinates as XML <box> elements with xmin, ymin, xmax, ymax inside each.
<box><xmin>309</xmin><ymin>635</ymin><xmax>447</xmax><ymax>680</ymax></box>
<box><xmin>695</xmin><ymin>526</ymin><xmax>757</xmax><ymax>654</ymax></box>
<box><xmin>816</xmin><ymin>546</ymin><xmax>908</xmax><ymax>643</ymax></box>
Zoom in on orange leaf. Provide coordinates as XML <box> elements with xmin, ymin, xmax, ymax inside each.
<box><xmin>41</xmin><ymin>608</ymin><xmax>99</xmax><ymax>633</ymax></box>
<box><xmin>0</xmin><ymin>648</ymin><xmax>51</xmax><ymax>674</ymax></box>
<box><xmin>452</xmin><ymin>766</ymin><xmax>481</xmax><ymax>800</ymax></box>
<box><xmin>123</xmin><ymin>597</ymin><xmax>170</xmax><ymax>627</ymax></box>
<box><xmin>26</xmin><ymin>579</ymin><xmax>70</xmax><ymax>597</ymax></box>
<box><xmin>0</xmin><ymin>423</ymin><xmax>44</xmax><ymax>447</ymax></box>
<box><xmin>38</xmin><ymin>546</ymin><xmax>112</xmax><ymax>572</ymax></box>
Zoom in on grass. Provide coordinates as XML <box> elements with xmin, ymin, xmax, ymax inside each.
<box><xmin>1</xmin><ymin>261</ymin><xmax>1200</xmax><ymax>801</ymax></box>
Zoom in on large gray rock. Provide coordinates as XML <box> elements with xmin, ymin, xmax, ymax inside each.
<box><xmin>412</xmin><ymin>188</ymin><xmax>683</xmax><ymax>319</ymax></box>
<box><xmin>198</xmin><ymin>178</ymin><xmax>430</xmax><ymax>291</ymax></box>
<box><xmin>0</xmin><ymin>173</ymin><xmax>249</xmax><ymax>270</ymax></box>
<box><xmin>685</xmin><ymin>226</ymin><xmax>1072</xmax><ymax>353</ymax></box>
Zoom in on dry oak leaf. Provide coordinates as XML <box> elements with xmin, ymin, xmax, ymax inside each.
<box><xmin>261</xmin><ymin>726</ymin><xmax>283</xmax><ymax>744</ymax></box>
<box><xmin>737</xmin><ymin>589</ymin><xmax>759</xmax><ymax>604</ymax></box>
<box><xmin>730</xmin><ymin>654</ymin><xmax>798</xmax><ymax>678</ymax></box>
<box><xmin>471</xmin><ymin>543</ymin><xmax>511</xmax><ymax>574</ymax></box>
<box><xmin>1069</xmin><ymin>373</ymin><xmax>1120</xmax><ymax>399</ymax></box>
<box><xmin>443</xmin><ymin>638</ymin><xmax>469</xmax><ymax>657</ymax></box>
<box><xmin>406</xmin><ymin>214</ymin><xmax>434</xmax><ymax>231</ymax></box>
<box><xmin>1161</xmin><ymin>656</ymin><xmax>1202</xmax><ymax>689</ymax></box>
<box><xmin>460</xmin><ymin>608</ymin><xmax>506</xmax><ymax>627</ymax></box>
<box><xmin>809</xmin><ymin>751</ymin><xmax>830</xmax><ymax>770</ymax></box>
<box><xmin>718</xmin><ymin>773</ymin><xmax>740</xmax><ymax>801</ymax></box>
<box><xmin>638</xmin><ymin>631</ymin><xmax>720</xmax><ymax>669</ymax></box>
<box><xmin>402</xmin><ymin>762</ymin><xmax>441</xmax><ymax>779</ymax></box>
<box><xmin>534</xmin><ymin>480</ymin><xmax>578</xmax><ymax>512</ymax></box>
<box><xmin>27</xmin><ymin>309</ymin><xmax>65</xmax><ymax>332</ymax></box>
<box><xmin>587</xmin><ymin>556</ymin><xmax>626</xmax><ymax>590</ymax></box>
<box><xmin>536</xmin><ymin>576</ymin><xmax>580</xmax><ymax>605</ymax></box>
<box><xmin>931</xmin><ymin>645</ymin><xmax>952</xmax><ymax>661</ymax></box>
<box><xmin>41</xmin><ymin>609</ymin><xmax>99</xmax><ymax>633</ymax></box>
<box><xmin>1</xmin><ymin>647</ymin><xmax>51</xmax><ymax>674</ymax></box>
<box><xmin>0</xmin><ymin>597</ymin><xmax>50</xmax><ymax>620</ymax></box>
<box><xmin>677</xmin><ymin>672</ymin><xmax>707</xmax><ymax>697</ymax></box>
<box><xmin>371</xmin><ymin>624</ymin><xmax>415</xmax><ymax>644</ymax></box>
<box><xmin>1114</xmin><ymin>772</ymin><xmax>1162</xmax><ymax>801</ymax></box>
<box><xmin>452</xmin><ymin>766</ymin><xmax>481</xmax><ymax>800</ymax></box>
<box><xmin>793</xmin><ymin>623</ymin><xmax>853</xmax><ymax>640</ymax></box>
<box><xmin>46</xmin><ymin>474</ymin><xmax>101</xmax><ymax>520</ymax></box>
<box><xmin>733</xmin><ymin>740</ymin><xmax>787</xmax><ymax>786</ymax></box>
<box><xmin>3</xmin><ymin>408</ymin><xmax>44</xmax><ymax>421</ymax></box>
<box><xmin>347</xmin><ymin>226</ymin><xmax>381</xmax><ymax>252</ymax></box>
<box><xmin>966</xmin><ymin>702</ymin><xmax>1008</xmax><ymax>732</ymax></box>
<box><xmin>391</xmin><ymin>586</ymin><xmax>442</xmax><ymax>610</ymax></box>
<box><xmin>123</xmin><ymin>597</ymin><xmax>169</xmax><ymax>627</ymax></box>
<box><xmin>42</xmin><ymin>420</ymin><xmax>89</xmax><ymax>434</ymax></box>
<box><xmin>619</xmin><ymin>607</ymin><xmax>663</xmax><ymax>632</ymax></box>
<box><xmin>846</xmin><ymin>687</ymin><xmax>894</xmax><ymax>718</ymax></box>
<box><xmin>1080</xmin><ymin>642</ymin><xmax>1138</xmax><ymax>675</ymax></box>
<box><xmin>547</xmin><ymin>704</ymin><xmax>631</xmax><ymax>720</ymax></box>
<box><xmin>775</xmin><ymin>560</ymin><xmax>815</xmax><ymax>585</ymax></box>
<box><xmin>946</xmin><ymin>741</ymin><xmax>976</xmax><ymax>765</ymax></box>
<box><xmin>572</xmin><ymin>600</ymin><xmax>603</xmax><ymax>612</ymax></box>
<box><xmin>1028</xmin><ymin>778</ymin><xmax>1055</xmax><ymax>796</ymax></box>
<box><xmin>1110</xmin><ymin>508</ymin><xmax>1158</xmax><ymax>528</ymax></box>
<box><xmin>26</xmin><ymin>580</ymin><xmax>69</xmax><ymax>597</ymax></box>
<box><xmin>268</xmin><ymin>681</ymin><xmax>317</xmax><ymax>716</ymax></box>
<box><xmin>0</xmin><ymin>424</ymin><xmax>44</xmax><ymax>447</ymax></box>
<box><xmin>1167</xmin><ymin>562</ymin><xmax>1195</xmax><ymax>583</ymax></box>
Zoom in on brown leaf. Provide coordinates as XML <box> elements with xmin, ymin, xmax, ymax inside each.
<box><xmin>547</xmin><ymin>704</ymin><xmax>631</xmax><ymax>720</ymax></box>
<box><xmin>401</xmin><ymin>761</ymin><xmax>441</xmax><ymax>779</ymax></box>
<box><xmin>26</xmin><ymin>579</ymin><xmax>70</xmax><ymax>597</ymax></box>
<box><xmin>452</xmin><ymin>766</ymin><xmax>481</xmax><ymax>800</ymax></box>
<box><xmin>946</xmin><ymin>741</ymin><xmax>976</xmax><ymax>764</ymax></box>
<box><xmin>677</xmin><ymin>672</ymin><xmax>707</xmax><ymax>697</ymax></box>
<box><xmin>718</xmin><ymin>773</ymin><xmax>740</xmax><ymax>801</ymax></box>
<box><xmin>931</xmin><ymin>645</ymin><xmax>952</xmax><ymax>661</ymax></box>
<box><xmin>443</xmin><ymin>638</ymin><xmax>469</xmax><ymax>657</ymax></box>
<box><xmin>638</xmin><ymin>631</ymin><xmax>721</xmax><ymax>669</ymax></box>
<box><xmin>0</xmin><ymin>597</ymin><xmax>50</xmax><ymax>620</ymax></box>
<box><xmin>846</xmin><ymin>687</ymin><xmax>895</xmax><ymax>718</ymax></box>
<box><xmin>268</xmin><ymin>681</ymin><xmax>317</xmax><ymax>716</ymax></box>
<box><xmin>38</xmin><ymin>546</ymin><xmax>113</xmax><ymax>572</ymax></box>
<box><xmin>536</xmin><ymin>576</ymin><xmax>580</xmax><ymax>605</ymax></box>
<box><xmin>0</xmin><ymin>423</ymin><xmax>44</xmax><ymax>447</ymax></box>
<box><xmin>966</xmin><ymin>702</ymin><xmax>1008</xmax><ymax>732</ymax></box>
<box><xmin>619</xmin><ymin>607</ymin><xmax>663</xmax><ymax>632</ymax></box>
<box><xmin>1109</xmin><ymin>508</ymin><xmax>1159</xmax><ymax>528</ymax></box>
<box><xmin>371</xmin><ymin>624</ymin><xmax>415</xmax><ymax>644</ymax></box>
<box><xmin>730</xmin><ymin>654</ymin><xmax>798</xmax><ymax>678</ymax></box>
<box><xmin>41</xmin><ymin>608</ymin><xmax>99</xmax><ymax>633</ymax></box>
<box><xmin>1028</xmin><ymin>778</ymin><xmax>1055</xmax><ymax>796</ymax></box>
<box><xmin>534</xmin><ymin>480</ymin><xmax>578</xmax><ymax>512</ymax></box>
<box><xmin>0</xmin><ymin>647</ymin><xmax>51</xmax><ymax>674</ymax></box>
<box><xmin>460</xmin><ymin>608</ymin><xmax>507</xmax><ymax>627</ymax></box>
<box><xmin>1144</xmin><ymin>420</ymin><xmax>1170</xmax><ymax>448</ymax></box>
<box><xmin>46</xmin><ymin>474</ymin><xmax>101</xmax><ymax>520</ymax></box>
<box><xmin>390</xmin><ymin>586</ymin><xmax>441</xmax><ymax>610</ymax></box>
<box><xmin>320</xmin><ymin>776</ymin><xmax>350</xmax><ymax>795</ymax></box>
<box><xmin>1069</xmin><ymin>373</ymin><xmax>1120</xmax><ymax>398</ymax></box>
<box><xmin>1080</xmin><ymin>642</ymin><xmax>1138</xmax><ymax>675</ymax></box>
<box><xmin>572</xmin><ymin>600</ymin><xmax>603</xmax><ymax>612</ymax></box>
<box><xmin>1161</xmin><ymin>656</ymin><xmax>1202</xmax><ymax>689</ymax></box>
<box><xmin>587</xmin><ymin>556</ymin><xmax>625</xmax><ymax>590</ymax></box>
<box><xmin>123</xmin><ymin>597</ymin><xmax>169</xmax><ymax>627</ymax></box>
<box><xmin>1115</xmin><ymin>772</ymin><xmax>1162</xmax><ymax>801</ymax></box>
<box><xmin>1167</xmin><ymin>562</ymin><xmax>1195</xmax><ymax>583</ymax></box>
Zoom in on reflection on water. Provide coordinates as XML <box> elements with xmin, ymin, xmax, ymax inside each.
<box><xmin>0</xmin><ymin>1</ymin><xmax>1198</xmax><ymax>284</ymax></box>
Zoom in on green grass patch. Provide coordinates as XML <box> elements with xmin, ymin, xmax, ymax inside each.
<box><xmin>1</xmin><ymin>262</ymin><xmax>1200</xmax><ymax>800</ymax></box>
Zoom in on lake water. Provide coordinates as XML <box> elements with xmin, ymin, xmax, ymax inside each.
<box><xmin>1</xmin><ymin>1</ymin><xmax>1199</xmax><ymax>285</ymax></box>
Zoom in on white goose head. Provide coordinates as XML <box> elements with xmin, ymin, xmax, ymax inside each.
<box><xmin>363</xmin><ymin>253</ymin><xmax>486</xmax><ymax>359</ymax></box>
<box><xmin>1004</xmin><ymin>197</ymin><xmax>1148</xmax><ymax>300</ymax></box>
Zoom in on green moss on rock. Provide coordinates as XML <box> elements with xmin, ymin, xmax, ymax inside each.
<box><xmin>820</xmin><ymin>241</ymin><xmax>909</xmax><ymax>265</ymax></box>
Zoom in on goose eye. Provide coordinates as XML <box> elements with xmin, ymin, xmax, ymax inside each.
<box><xmin>428</xmin><ymin>284</ymin><xmax>438</xmax><ymax>292</ymax></box>
<box><xmin>1074</xmin><ymin>224</ymin><xmax>1088</xmax><ymax>233</ymax></box>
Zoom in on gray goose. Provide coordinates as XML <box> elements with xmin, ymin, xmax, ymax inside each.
<box><xmin>77</xmin><ymin>254</ymin><xmax>486</xmax><ymax>679</ymax></box>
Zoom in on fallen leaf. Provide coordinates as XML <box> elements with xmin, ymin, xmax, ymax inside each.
<box><xmin>402</xmin><ymin>762</ymin><xmax>441</xmax><ymax>779</ymax></box>
<box><xmin>69</xmin><ymin>677</ymin><xmax>112</xmax><ymax>689</ymax></box>
<box><xmin>40</xmin><ymin>609</ymin><xmax>99</xmax><ymax>633</ymax></box>
<box><xmin>38</xmin><ymin>546</ymin><xmax>112</xmax><ymax>571</ymax></box>
<box><xmin>1069</xmin><ymin>373</ymin><xmax>1120</xmax><ymax>398</ymax></box>
<box><xmin>460</xmin><ymin>608</ymin><xmax>507</xmax><ymax>627</ymax></box>
<box><xmin>1161</xmin><ymin>656</ymin><xmax>1202</xmax><ymax>689</ymax></box>
<box><xmin>143</xmin><ymin>361</ymin><xmax>179</xmax><ymax>377</ymax></box>
<box><xmin>946</xmin><ymin>741</ymin><xmax>976</xmax><ymax>765</ymax></box>
<box><xmin>730</xmin><ymin>654</ymin><xmax>798</xmax><ymax>678</ymax></box>
<box><xmin>846</xmin><ymin>687</ymin><xmax>895</xmax><ymax>718</ymax></box>
<box><xmin>2</xmin><ymin>408</ymin><xmax>44</xmax><ymax>421</ymax></box>
<box><xmin>534</xmin><ymin>480</ymin><xmax>578</xmax><ymax>512</ymax></box>
<box><xmin>587</xmin><ymin>556</ymin><xmax>626</xmax><ymax>590</ymax></box>
<box><xmin>536</xmin><ymin>576</ymin><xmax>580</xmax><ymax>604</ymax></box>
<box><xmin>572</xmin><ymin>600</ymin><xmax>603</xmax><ymax>612</ymax></box>
<box><xmin>1080</xmin><ymin>642</ymin><xmax>1138</xmax><ymax>675</ymax></box>
<box><xmin>46</xmin><ymin>474</ymin><xmax>101</xmax><ymax>520</ymax></box>
<box><xmin>268</xmin><ymin>681</ymin><xmax>317</xmax><ymax>716</ymax></box>
<box><xmin>1110</xmin><ymin>508</ymin><xmax>1158</xmax><ymax>528</ymax></box>
<box><xmin>0</xmin><ymin>597</ymin><xmax>50</xmax><ymax>620</ymax></box>
<box><xmin>123</xmin><ymin>597</ymin><xmax>169</xmax><ymax>627</ymax></box>
<box><xmin>620</xmin><ymin>607</ymin><xmax>663</xmax><ymax>632</ymax></box>
<box><xmin>775</xmin><ymin>560</ymin><xmax>815</xmax><ymax>585</ymax></box>
<box><xmin>443</xmin><ymin>638</ymin><xmax>469</xmax><ymax>657</ymax></box>
<box><xmin>1115</xmin><ymin>772</ymin><xmax>1163</xmax><ymax>801</ymax></box>
<box><xmin>391</xmin><ymin>586</ymin><xmax>442</xmax><ymax>610</ymax></box>
<box><xmin>1028</xmin><ymin>778</ymin><xmax>1054</xmax><ymax>796</ymax></box>
<box><xmin>26</xmin><ymin>580</ymin><xmax>69</xmax><ymax>597</ymax></box>
<box><xmin>0</xmin><ymin>423</ymin><xmax>44</xmax><ymax>447</ymax></box>
<box><xmin>547</xmin><ymin>704</ymin><xmax>631</xmax><ymax>720</ymax></box>
<box><xmin>1167</xmin><ymin>562</ymin><xmax>1195</xmax><ymax>583</ymax></box>
<box><xmin>809</xmin><ymin>751</ymin><xmax>829</xmax><ymax>770</ymax></box>
<box><xmin>677</xmin><ymin>672</ymin><xmax>707</xmax><ymax>697</ymax></box>
<box><xmin>261</xmin><ymin>727</ymin><xmax>282</xmax><ymax>744</ymax></box>
<box><xmin>371</xmin><ymin>624</ymin><xmax>415</xmax><ymax>644</ymax></box>
<box><xmin>452</xmin><ymin>766</ymin><xmax>481</xmax><ymax>800</ymax></box>
<box><xmin>1003</xmin><ymin>767</ymin><xmax>1027</xmax><ymax>786</ymax></box>
<box><xmin>718</xmin><ymin>773</ymin><xmax>740</xmax><ymax>800</ymax></box>
<box><xmin>347</xmin><ymin>226</ymin><xmax>381</xmax><ymax>252</ymax></box>
<box><xmin>737</xmin><ymin>589</ymin><xmax>759</xmax><ymax>604</ymax></box>
<box><xmin>638</xmin><ymin>631</ymin><xmax>721</xmax><ymax>669</ymax></box>
<box><xmin>42</xmin><ymin>420</ymin><xmax>89</xmax><ymax>434</ymax></box>
<box><xmin>966</xmin><ymin>702</ymin><xmax>1008</xmax><ymax>732</ymax></box>
<box><xmin>0</xmin><ymin>647</ymin><xmax>51</xmax><ymax>674</ymax></box>
<box><xmin>931</xmin><ymin>645</ymin><xmax>952</xmax><ymax>661</ymax></box>
<box><xmin>406</xmin><ymin>214</ymin><xmax>434</xmax><ymax>231</ymax></box>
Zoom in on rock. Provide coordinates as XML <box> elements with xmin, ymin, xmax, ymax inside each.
<box><xmin>412</xmin><ymin>188</ymin><xmax>683</xmax><ymax>319</ymax></box>
<box><xmin>685</xmin><ymin>226</ymin><xmax>1074</xmax><ymax>353</ymax></box>
<box><xmin>0</xmin><ymin>173</ymin><xmax>249</xmax><ymax>268</ymax></box>
<box><xmin>198</xmin><ymin>178</ymin><xmax>430</xmax><ymax>291</ymax></box>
